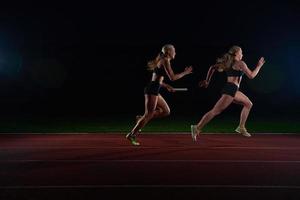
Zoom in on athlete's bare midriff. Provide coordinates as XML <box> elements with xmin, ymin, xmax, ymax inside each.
<box><xmin>151</xmin><ymin>62</ymin><xmax>164</xmax><ymax>84</ymax></box>
<box><xmin>227</xmin><ymin>76</ymin><xmax>242</xmax><ymax>87</ymax></box>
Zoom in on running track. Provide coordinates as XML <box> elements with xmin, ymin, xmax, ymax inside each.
<box><xmin>0</xmin><ymin>133</ymin><xmax>300</xmax><ymax>199</ymax></box>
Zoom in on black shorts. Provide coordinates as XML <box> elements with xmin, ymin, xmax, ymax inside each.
<box><xmin>221</xmin><ymin>82</ymin><xmax>239</xmax><ymax>97</ymax></box>
<box><xmin>144</xmin><ymin>81</ymin><xmax>161</xmax><ymax>96</ymax></box>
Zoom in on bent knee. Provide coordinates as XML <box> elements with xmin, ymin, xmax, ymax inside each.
<box><xmin>157</xmin><ymin>107</ymin><xmax>170</xmax><ymax>117</ymax></box>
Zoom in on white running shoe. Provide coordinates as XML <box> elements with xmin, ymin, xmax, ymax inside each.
<box><xmin>235</xmin><ymin>126</ymin><xmax>251</xmax><ymax>137</ymax></box>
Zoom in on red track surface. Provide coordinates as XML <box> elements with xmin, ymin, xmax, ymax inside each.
<box><xmin>0</xmin><ymin>133</ymin><xmax>300</xmax><ymax>199</ymax></box>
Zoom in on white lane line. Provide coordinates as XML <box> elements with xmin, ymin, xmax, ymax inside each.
<box><xmin>0</xmin><ymin>185</ymin><xmax>300</xmax><ymax>189</ymax></box>
<box><xmin>1</xmin><ymin>160</ymin><xmax>300</xmax><ymax>163</ymax></box>
<box><xmin>1</xmin><ymin>147</ymin><xmax>300</xmax><ymax>150</ymax></box>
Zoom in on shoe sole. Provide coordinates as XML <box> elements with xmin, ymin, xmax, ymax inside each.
<box><xmin>235</xmin><ymin>129</ymin><xmax>251</xmax><ymax>137</ymax></box>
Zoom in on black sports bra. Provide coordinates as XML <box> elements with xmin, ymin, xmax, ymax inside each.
<box><xmin>226</xmin><ymin>62</ymin><xmax>244</xmax><ymax>77</ymax></box>
<box><xmin>153</xmin><ymin>66</ymin><xmax>165</xmax><ymax>77</ymax></box>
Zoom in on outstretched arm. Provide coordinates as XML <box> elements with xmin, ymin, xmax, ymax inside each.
<box><xmin>238</xmin><ymin>57</ymin><xmax>265</xmax><ymax>79</ymax></box>
<box><xmin>162</xmin><ymin>59</ymin><xmax>193</xmax><ymax>81</ymax></box>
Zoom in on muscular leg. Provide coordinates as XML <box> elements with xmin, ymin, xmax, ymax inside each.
<box><xmin>196</xmin><ymin>94</ymin><xmax>234</xmax><ymax>130</ymax></box>
<box><xmin>135</xmin><ymin>94</ymin><xmax>170</xmax><ymax>133</ymax></box>
<box><xmin>152</xmin><ymin>94</ymin><xmax>171</xmax><ymax>119</ymax></box>
<box><xmin>130</xmin><ymin>94</ymin><xmax>157</xmax><ymax>136</ymax></box>
<box><xmin>233</xmin><ymin>91</ymin><xmax>253</xmax><ymax>128</ymax></box>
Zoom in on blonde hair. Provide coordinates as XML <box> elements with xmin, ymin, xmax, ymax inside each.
<box><xmin>215</xmin><ymin>46</ymin><xmax>241</xmax><ymax>72</ymax></box>
<box><xmin>147</xmin><ymin>44</ymin><xmax>174</xmax><ymax>70</ymax></box>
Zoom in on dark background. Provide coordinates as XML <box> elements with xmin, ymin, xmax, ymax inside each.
<box><xmin>0</xmin><ymin>1</ymin><xmax>300</xmax><ymax>120</ymax></box>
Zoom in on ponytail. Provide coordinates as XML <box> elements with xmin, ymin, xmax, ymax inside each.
<box><xmin>214</xmin><ymin>45</ymin><xmax>241</xmax><ymax>72</ymax></box>
<box><xmin>147</xmin><ymin>52</ymin><xmax>163</xmax><ymax>70</ymax></box>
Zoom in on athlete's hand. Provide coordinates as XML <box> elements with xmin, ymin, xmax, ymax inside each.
<box><xmin>184</xmin><ymin>66</ymin><xmax>193</xmax><ymax>75</ymax></box>
<box><xmin>257</xmin><ymin>57</ymin><xmax>265</xmax><ymax>68</ymax></box>
<box><xmin>166</xmin><ymin>85</ymin><xmax>176</xmax><ymax>92</ymax></box>
<box><xmin>199</xmin><ymin>80</ymin><xmax>209</xmax><ymax>88</ymax></box>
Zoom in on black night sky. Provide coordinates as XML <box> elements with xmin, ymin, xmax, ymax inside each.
<box><xmin>0</xmin><ymin>1</ymin><xmax>300</xmax><ymax>119</ymax></box>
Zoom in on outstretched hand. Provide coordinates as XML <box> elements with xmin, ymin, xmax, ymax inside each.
<box><xmin>199</xmin><ymin>80</ymin><xmax>209</xmax><ymax>88</ymax></box>
<box><xmin>258</xmin><ymin>57</ymin><xmax>266</xmax><ymax>67</ymax></box>
<box><xmin>184</xmin><ymin>66</ymin><xmax>193</xmax><ymax>75</ymax></box>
